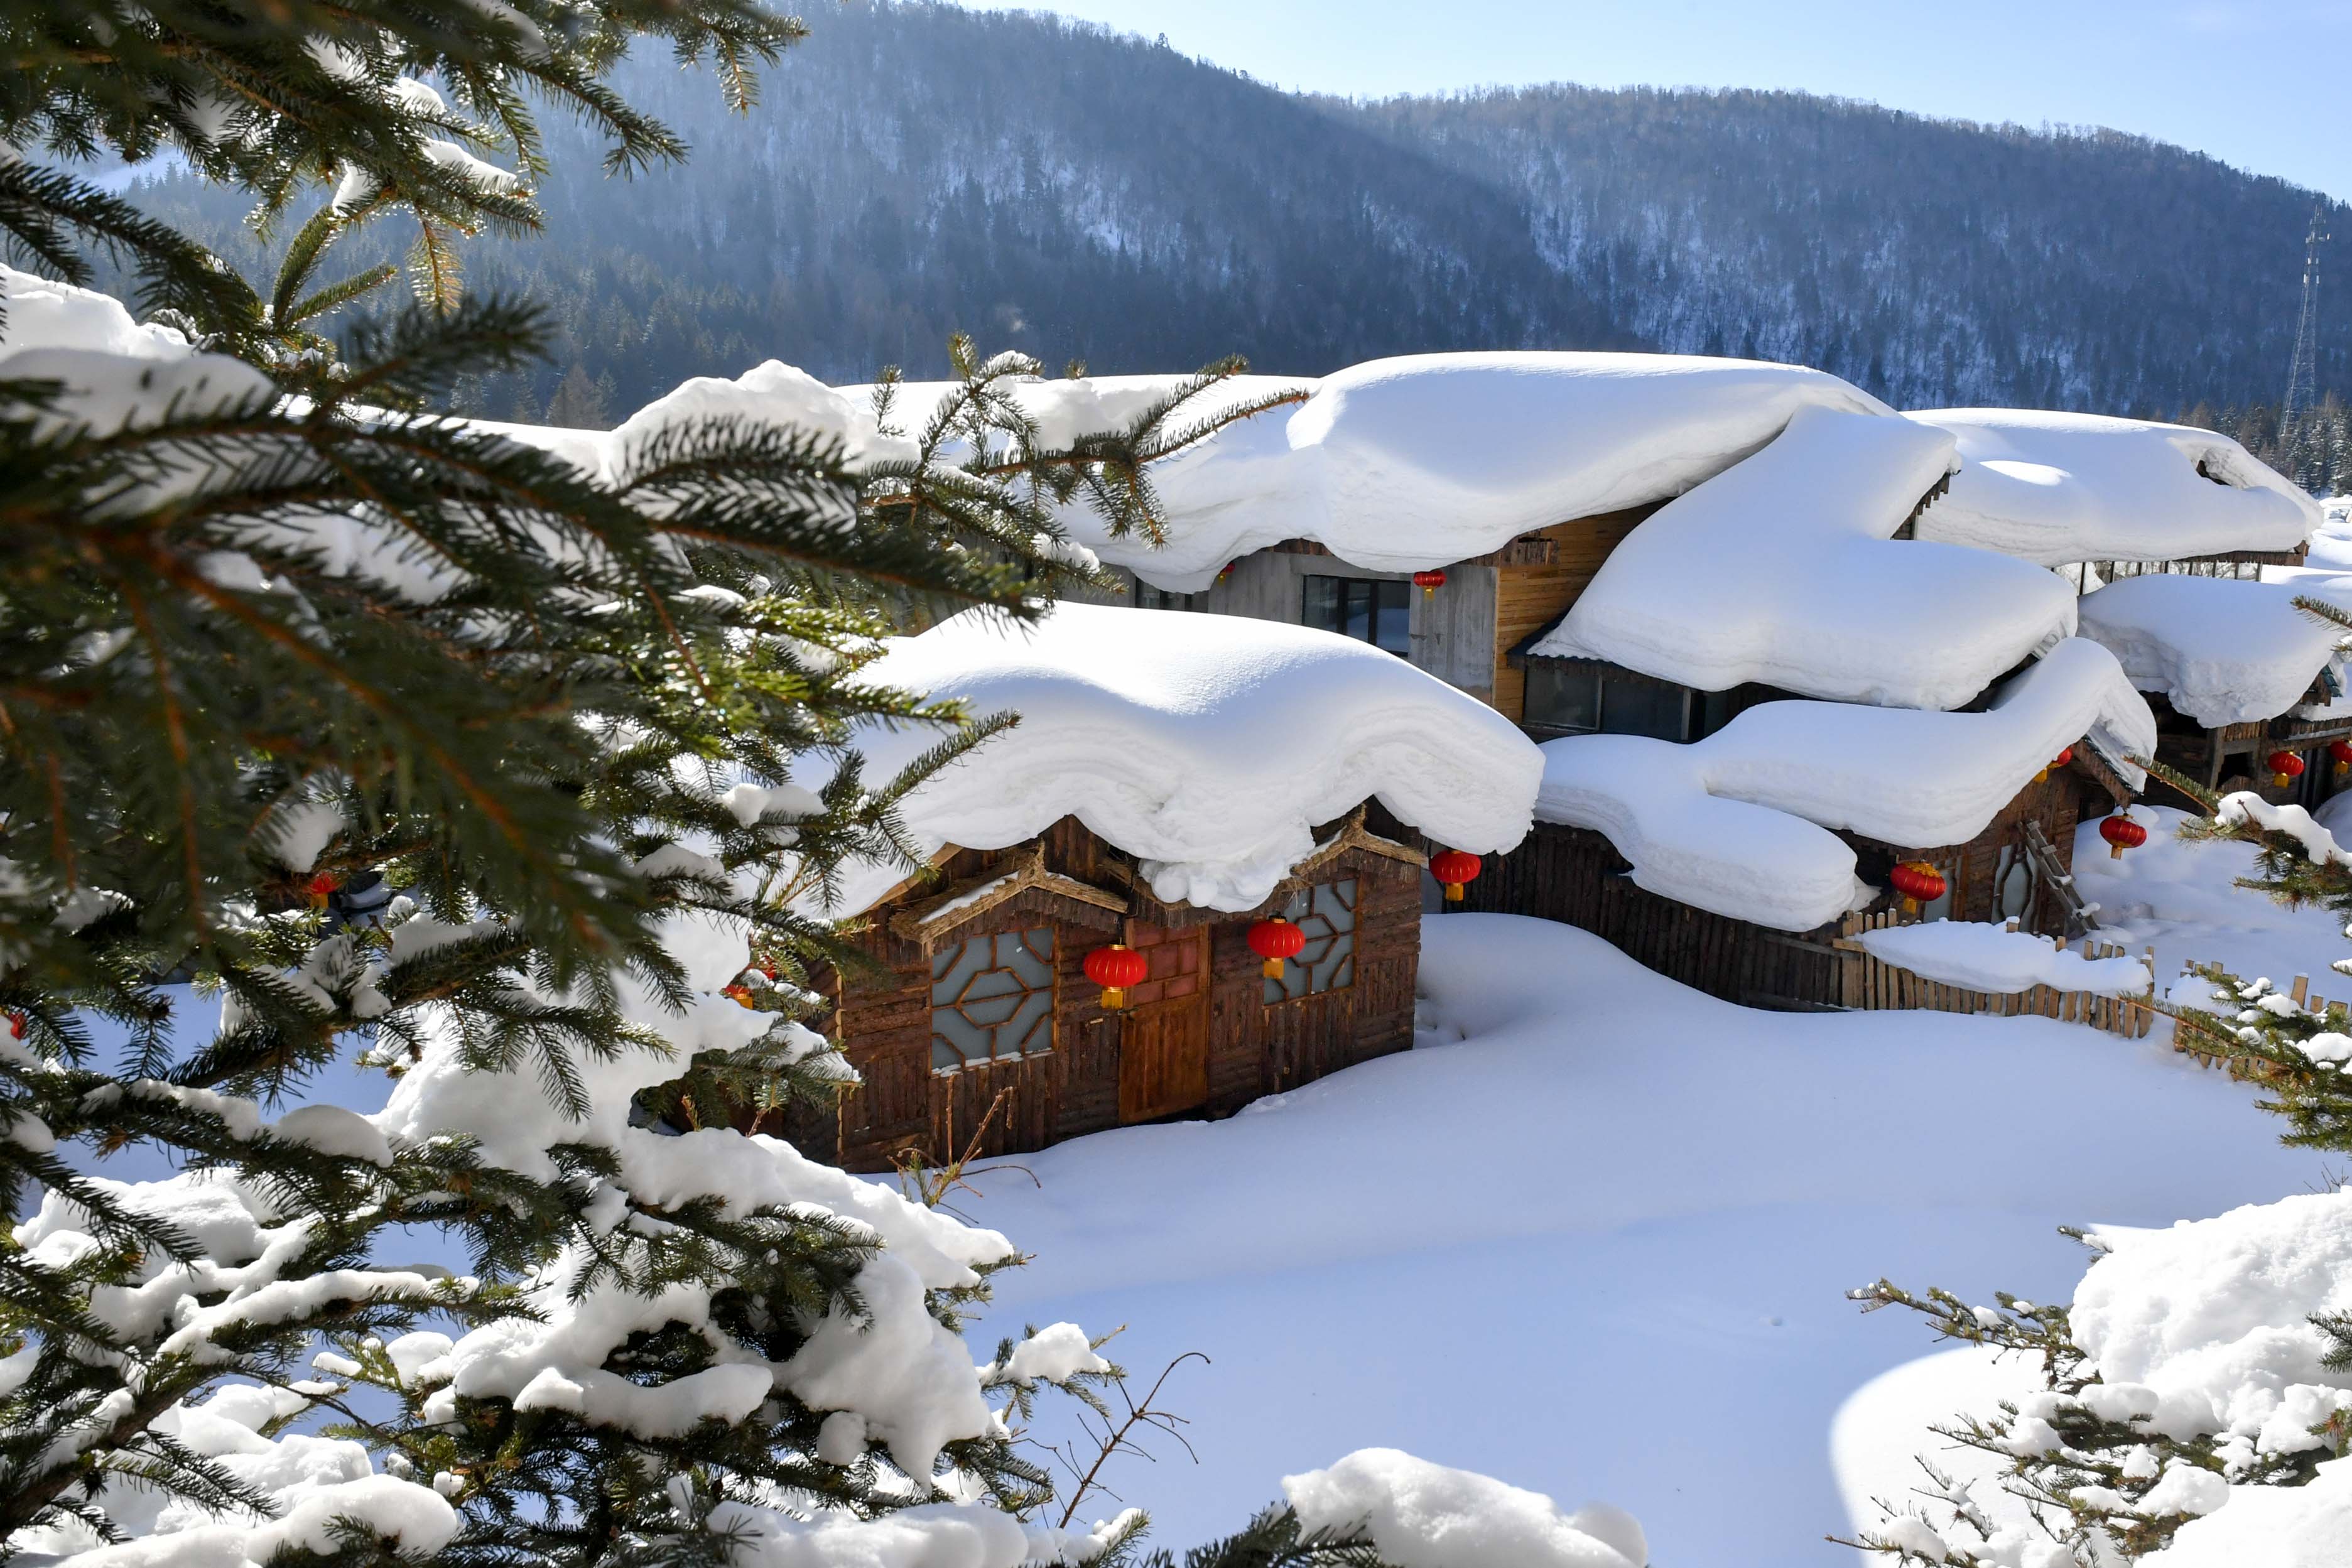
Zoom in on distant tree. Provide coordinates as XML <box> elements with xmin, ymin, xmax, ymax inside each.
<box><xmin>543</xmin><ymin>360</ymin><xmax>613</xmax><ymax>428</ymax></box>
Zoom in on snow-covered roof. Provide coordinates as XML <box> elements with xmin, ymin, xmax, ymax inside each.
<box><xmin>1534</xmin><ymin>638</ymin><xmax>2155</xmax><ymax>930</ymax></box>
<box><xmin>1531</xmin><ymin>404</ymin><xmax>2076</xmax><ymax>710</ymax></box>
<box><xmin>1907</xmin><ymin>409</ymin><xmax>2317</xmax><ymax>566</ymax></box>
<box><xmin>1067</xmin><ymin>352</ymin><xmax>1893</xmax><ymax>592</ymax></box>
<box><xmin>808</xmin><ymin>603</ymin><xmax>1543</xmax><ymax>917</ymax></box>
<box><xmin>2076</xmin><ymin>573</ymin><xmax>2352</xmax><ymax>727</ymax></box>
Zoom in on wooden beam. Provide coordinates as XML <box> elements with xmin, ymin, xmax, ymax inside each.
<box><xmin>889</xmin><ymin>850</ymin><xmax>1129</xmax><ymax>946</ymax></box>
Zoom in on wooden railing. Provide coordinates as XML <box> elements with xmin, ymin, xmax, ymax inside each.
<box><xmin>1831</xmin><ymin>910</ymin><xmax>2157</xmax><ymax>1039</ymax></box>
<box><xmin>2169</xmin><ymin>969</ymin><xmax>2344</xmax><ymax>1077</ymax></box>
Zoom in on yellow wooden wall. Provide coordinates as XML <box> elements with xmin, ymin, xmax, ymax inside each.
<box><xmin>1488</xmin><ymin>506</ymin><xmax>1654</xmax><ymax>722</ymax></box>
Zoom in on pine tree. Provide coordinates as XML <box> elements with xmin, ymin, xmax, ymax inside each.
<box><xmin>0</xmin><ymin>6</ymin><xmax>1314</xmax><ymax>1562</ymax></box>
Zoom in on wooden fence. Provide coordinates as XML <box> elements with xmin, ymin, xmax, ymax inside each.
<box><xmin>1831</xmin><ymin>909</ymin><xmax>2157</xmax><ymax>1039</ymax></box>
<box><xmin>2169</xmin><ymin>968</ymin><xmax>2344</xmax><ymax>1078</ymax></box>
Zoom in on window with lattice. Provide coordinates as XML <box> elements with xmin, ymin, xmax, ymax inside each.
<box><xmin>1264</xmin><ymin>879</ymin><xmax>1356</xmax><ymax>1003</ymax></box>
<box><xmin>930</xmin><ymin>927</ymin><xmax>1056</xmax><ymax>1073</ymax></box>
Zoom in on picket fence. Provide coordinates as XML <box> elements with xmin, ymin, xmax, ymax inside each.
<box><xmin>1830</xmin><ymin>909</ymin><xmax>2157</xmax><ymax>1040</ymax></box>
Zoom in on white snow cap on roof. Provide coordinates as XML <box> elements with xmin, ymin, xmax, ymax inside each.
<box><xmin>1534</xmin><ymin>638</ymin><xmax>2154</xmax><ymax>930</ymax></box>
<box><xmin>813</xmin><ymin>603</ymin><xmax>1542</xmax><ymax>917</ymax></box>
<box><xmin>2078</xmin><ymin>572</ymin><xmax>2352</xmax><ymax>727</ymax></box>
<box><xmin>1059</xmin><ymin>352</ymin><xmax>1892</xmax><ymax>592</ymax></box>
<box><xmin>1535</xmin><ymin>404</ymin><xmax>2076</xmax><ymax>709</ymax></box>
<box><xmin>1908</xmin><ymin>409</ymin><xmax>2317</xmax><ymax>566</ymax></box>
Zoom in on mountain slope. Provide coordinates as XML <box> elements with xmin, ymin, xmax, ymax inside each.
<box><xmin>113</xmin><ymin>1</ymin><xmax>2348</xmax><ymax>423</ymax></box>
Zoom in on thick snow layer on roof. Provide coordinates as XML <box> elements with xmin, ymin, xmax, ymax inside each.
<box><xmin>1534</xmin><ymin>639</ymin><xmax>2154</xmax><ymax>929</ymax></box>
<box><xmin>1534</xmin><ymin>404</ymin><xmax>2077</xmax><ymax>708</ymax></box>
<box><xmin>1534</xmin><ymin>734</ymin><xmax>1865</xmax><ymax>932</ymax></box>
<box><xmin>1854</xmin><ymin>920</ymin><xmax>2152</xmax><ymax>995</ymax></box>
<box><xmin>811</xmin><ymin>603</ymin><xmax>1542</xmax><ymax>917</ymax></box>
<box><xmin>2076</xmin><ymin>571</ymin><xmax>2352</xmax><ymax>727</ymax></box>
<box><xmin>1908</xmin><ymin>408</ymin><xmax>2317</xmax><ymax>566</ymax></box>
<box><xmin>1060</xmin><ymin>353</ymin><xmax>1892</xmax><ymax>591</ymax></box>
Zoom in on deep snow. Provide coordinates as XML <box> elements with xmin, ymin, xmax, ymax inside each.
<box><xmin>955</xmin><ymin>912</ymin><xmax>2322</xmax><ymax>1565</ymax></box>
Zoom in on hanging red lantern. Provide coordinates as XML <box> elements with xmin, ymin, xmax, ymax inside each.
<box><xmin>303</xmin><ymin>870</ymin><xmax>340</xmax><ymax>907</ymax></box>
<box><xmin>1428</xmin><ymin>849</ymin><xmax>1482</xmax><ymax>902</ymax></box>
<box><xmin>2331</xmin><ymin>739</ymin><xmax>2352</xmax><ymax>777</ymax></box>
<box><xmin>4</xmin><ymin>1011</ymin><xmax>23</xmax><ymax>1041</ymax></box>
<box><xmin>1887</xmin><ymin>860</ymin><xmax>1946</xmax><ymax>915</ymax></box>
<box><xmin>1412</xmin><ymin>568</ymin><xmax>1447</xmax><ymax>599</ymax></box>
<box><xmin>2100</xmin><ymin>813</ymin><xmax>2148</xmax><ymax>860</ymax></box>
<box><xmin>2269</xmin><ymin>750</ymin><xmax>2307</xmax><ymax>789</ymax></box>
<box><xmin>2035</xmin><ymin>745</ymin><xmax>2074</xmax><ymax>784</ymax></box>
<box><xmin>1247</xmin><ymin>917</ymin><xmax>1306</xmax><ymax>980</ymax></box>
<box><xmin>1083</xmin><ymin>943</ymin><xmax>1149</xmax><ymax>1010</ymax></box>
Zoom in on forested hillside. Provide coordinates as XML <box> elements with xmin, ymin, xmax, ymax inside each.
<box><xmin>112</xmin><ymin>0</ymin><xmax>2348</xmax><ymax>427</ymax></box>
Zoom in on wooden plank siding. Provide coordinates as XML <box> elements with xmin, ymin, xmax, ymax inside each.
<box><xmin>790</xmin><ymin>814</ymin><xmax>1425</xmax><ymax>1172</ymax></box>
<box><xmin>1489</xmin><ymin>508</ymin><xmax>1652</xmax><ymax>723</ymax></box>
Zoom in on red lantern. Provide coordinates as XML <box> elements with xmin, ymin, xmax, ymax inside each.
<box><xmin>1247</xmin><ymin>917</ymin><xmax>1307</xmax><ymax>980</ymax></box>
<box><xmin>2269</xmin><ymin>750</ymin><xmax>2306</xmax><ymax>789</ymax></box>
<box><xmin>2035</xmin><ymin>745</ymin><xmax>2074</xmax><ymax>784</ymax></box>
<box><xmin>1887</xmin><ymin>860</ymin><xmax>1946</xmax><ymax>915</ymax></box>
<box><xmin>1428</xmin><ymin>849</ymin><xmax>1482</xmax><ymax>903</ymax></box>
<box><xmin>1412</xmin><ymin>568</ymin><xmax>1447</xmax><ymax>599</ymax></box>
<box><xmin>2100</xmin><ymin>813</ymin><xmax>2148</xmax><ymax>860</ymax></box>
<box><xmin>2331</xmin><ymin>739</ymin><xmax>2352</xmax><ymax>777</ymax></box>
<box><xmin>1083</xmin><ymin>943</ymin><xmax>1149</xmax><ymax>1010</ymax></box>
<box><xmin>4</xmin><ymin>1011</ymin><xmax>23</xmax><ymax>1041</ymax></box>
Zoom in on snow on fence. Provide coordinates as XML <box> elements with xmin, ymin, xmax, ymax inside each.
<box><xmin>2167</xmin><ymin>969</ymin><xmax>2346</xmax><ymax>1080</ymax></box>
<box><xmin>1831</xmin><ymin>911</ymin><xmax>2157</xmax><ymax>1039</ymax></box>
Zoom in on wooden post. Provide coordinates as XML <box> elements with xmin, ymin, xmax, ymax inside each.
<box><xmin>2293</xmin><ymin>974</ymin><xmax>2311</xmax><ymax>1007</ymax></box>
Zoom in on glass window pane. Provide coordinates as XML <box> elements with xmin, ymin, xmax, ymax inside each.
<box><xmin>1303</xmin><ymin>576</ymin><xmax>1343</xmax><ymax>635</ymax></box>
<box><xmin>1342</xmin><ymin>580</ymin><xmax>1372</xmax><ymax>644</ymax></box>
<box><xmin>1524</xmin><ymin>666</ymin><xmax>1600</xmax><ymax>732</ymax></box>
<box><xmin>931</xmin><ymin>926</ymin><xmax>1056</xmax><ymax>1072</ymax></box>
<box><xmin>1264</xmin><ymin>879</ymin><xmax>1358</xmax><ymax>1003</ymax></box>
<box><xmin>1600</xmin><ymin>678</ymin><xmax>1689</xmax><ymax>742</ymax></box>
<box><xmin>1373</xmin><ymin>581</ymin><xmax>1411</xmax><ymax>656</ymax></box>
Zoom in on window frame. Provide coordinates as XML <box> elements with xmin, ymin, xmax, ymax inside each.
<box><xmin>1302</xmin><ymin>575</ymin><xmax>1412</xmax><ymax>657</ymax></box>
<box><xmin>1262</xmin><ymin>879</ymin><xmax>1359</xmax><ymax>1005</ymax></box>
<box><xmin>928</xmin><ymin>925</ymin><xmax>1058</xmax><ymax>1075</ymax></box>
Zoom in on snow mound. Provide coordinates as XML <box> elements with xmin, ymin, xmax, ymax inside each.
<box><xmin>2078</xmin><ymin>571</ymin><xmax>2352</xmax><ymax>727</ymax></box>
<box><xmin>1855</xmin><ymin>921</ymin><xmax>2152</xmax><ymax>995</ymax></box>
<box><xmin>0</xmin><ymin>266</ymin><xmax>272</xmax><ymax>441</ymax></box>
<box><xmin>2075</xmin><ymin>1188</ymin><xmax>2352</xmax><ymax>1457</ymax></box>
<box><xmin>1535</xmin><ymin>404</ymin><xmax>2077</xmax><ymax>709</ymax></box>
<box><xmin>813</xmin><ymin>602</ymin><xmax>1543</xmax><ymax>916</ymax></box>
<box><xmin>1534</xmin><ymin>639</ymin><xmax>2155</xmax><ymax>929</ymax></box>
<box><xmin>2147</xmin><ymin>1456</ymin><xmax>2352</xmax><ymax>1567</ymax></box>
<box><xmin>1909</xmin><ymin>408</ymin><xmax>2317</xmax><ymax>566</ymax></box>
<box><xmin>1283</xmin><ymin>1448</ymin><xmax>1644</xmax><ymax>1568</ymax></box>
<box><xmin>1058</xmin><ymin>352</ymin><xmax>1892</xmax><ymax>592</ymax></box>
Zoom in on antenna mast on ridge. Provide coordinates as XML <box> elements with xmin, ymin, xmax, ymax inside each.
<box><xmin>2284</xmin><ymin>205</ymin><xmax>2329</xmax><ymax>437</ymax></box>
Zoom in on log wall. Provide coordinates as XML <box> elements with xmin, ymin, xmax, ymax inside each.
<box><xmin>791</xmin><ymin>816</ymin><xmax>1424</xmax><ymax>1172</ymax></box>
<box><xmin>1489</xmin><ymin>509</ymin><xmax>1652</xmax><ymax>723</ymax></box>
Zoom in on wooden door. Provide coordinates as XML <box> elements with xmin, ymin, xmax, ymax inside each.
<box><xmin>1116</xmin><ymin>924</ymin><xmax>1210</xmax><ymax>1123</ymax></box>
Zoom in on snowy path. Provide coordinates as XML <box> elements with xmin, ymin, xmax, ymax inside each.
<box><xmin>963</xmin><ymin>914</ymin><xmax>2324</xmax><ymax>1566</ymax></box>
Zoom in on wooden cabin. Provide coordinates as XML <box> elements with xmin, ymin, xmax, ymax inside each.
<box><xmin>1458</xmin><ymin>749</ymin><xmax>2133</xmax><ymax>1010</ymax></box>
<box><xmin>1089</xmin><ymin>507</ymin><xmax>1659</xmax><ymax>727</ymax></box>
<box><xmin>779</xmin><ymin>810</ymin><xmax>1429</xmax><ymax>1174</ymax></box>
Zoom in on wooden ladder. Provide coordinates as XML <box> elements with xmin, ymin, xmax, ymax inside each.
<box><xmin>2022</xmin><ymin>819</ymin><xmax>2100</xmax><ymax>941</ymax></box>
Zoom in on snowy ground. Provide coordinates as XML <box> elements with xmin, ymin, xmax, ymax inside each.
<box><xmin>961</xmin><ymin>853</ymin><xmax>2331</xmax><ymax>1564</ymax></box>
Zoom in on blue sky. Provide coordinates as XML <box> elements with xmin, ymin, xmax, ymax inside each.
<box><xmin>975</xmin><ymin>1</ymin><xmax>2350</xmax><ymax>202</ymax></box>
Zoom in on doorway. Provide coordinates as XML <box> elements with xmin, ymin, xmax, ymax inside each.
<box><xmin>1115</xmin><ymin>922</ymin><xmax>1210</xmax><ymax>1123</ymax></box>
